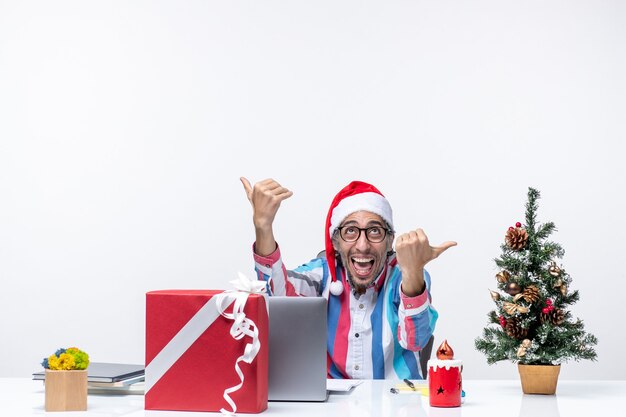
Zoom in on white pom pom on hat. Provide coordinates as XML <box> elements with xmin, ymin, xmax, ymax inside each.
<box><xmin>324</xmin><ymin>181</ymin><xmax>393</xmax><ymax>297</ymax></box>
<box><xmin>329</xmin><ymin>280</ymin><xmax>344</xmax><ymax>296</ymax></box>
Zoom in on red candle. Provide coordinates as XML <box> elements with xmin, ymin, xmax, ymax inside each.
<box><xmin>428</xmin><ymin>340</ymin><xmax>462</xmax><ymax>408</ymax></box>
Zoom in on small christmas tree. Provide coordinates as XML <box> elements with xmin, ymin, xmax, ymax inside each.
<box><xmin>475</xmin><ymin>188</ymin><xmax>597</xmax><ymax>365</ymax></box>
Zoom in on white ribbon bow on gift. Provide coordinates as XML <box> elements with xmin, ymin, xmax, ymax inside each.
<box><xmin>229</xmin><ymin>271</ymin><xmax>268</xmax><ymax>294</ymax></box>
<box><xmin>215</xmin><ymin>272</ymin><xmax>267</xmax><ymax>415</ymax></box>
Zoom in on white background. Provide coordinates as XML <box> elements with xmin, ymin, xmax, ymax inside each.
<box><xmin>1</xmin><ymin>0</ymin><xmax>624</xmax><ymax>380</ymax></box>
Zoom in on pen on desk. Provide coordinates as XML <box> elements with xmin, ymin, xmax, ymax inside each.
<box><xmin>403</xmin><ymin>379</ymin><xmax>416</xmax><ymax>391</ymax></box>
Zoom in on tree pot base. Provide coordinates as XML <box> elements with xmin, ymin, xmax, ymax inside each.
<box><xmin>518</xmin><ymin>364</ymin><xmax>561</xmax><ymax>395</ymax></box>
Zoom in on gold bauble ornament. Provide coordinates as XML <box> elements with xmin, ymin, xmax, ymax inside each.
<box><xmin>504</xmin><ymin>282</ymin><xmax>522</xmax><ymax>296</ymax></box>
<box><xmin>522</xmin><ymin>339</ymin><xmax>532</xmax><ymax>348</ymax></box>
<box><xmin>560</xmin><ymin>285</ymin><xmax>567</xmax><ymax>296</ymax></box>
<box><xmin>489</xmin><ymin>289</ymin><xmax>501</xmax><ymax>301</ymax></box>
<box><xmin>496</xmin><ymin>270</ymin><xmax>510</xmax><ymax>283</ymax></box>
<box><xmin>549</xmin><ymin>262</ymin><xmax>561</xmax><ymax>277</ymax></box>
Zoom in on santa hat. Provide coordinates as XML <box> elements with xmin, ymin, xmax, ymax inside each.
<box><xmin>324</xmin><ymin>181</ymin><xmax>393</xmax><ymax>296</ymax></box>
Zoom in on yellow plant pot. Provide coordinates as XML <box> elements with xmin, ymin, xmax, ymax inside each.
<box><xmin>517</xmin><ymin>364</ymin><xmax>561</xmax><ymax>395</ymax></box>
<box><xmin>44</xmin><ymin>369</ymin><xmax>88</xmax><ymax>411</ymax></box>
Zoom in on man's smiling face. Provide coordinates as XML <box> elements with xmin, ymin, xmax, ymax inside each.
<box><xmin>333</xmin><ymin>211</ymin><xmax>393</xmax><ymax>293</ymax></box>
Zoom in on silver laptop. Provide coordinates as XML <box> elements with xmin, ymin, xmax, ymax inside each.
<box><xmin>268</xmin><ymin>296</ymin><xmax>328</xmax><ymax>402</ymax></box>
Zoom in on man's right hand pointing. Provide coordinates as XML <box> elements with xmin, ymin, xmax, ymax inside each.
<box><xmin>240</xmin><ymin>177</ymin><xmax>293</xmax><ymax>256</ymax></box>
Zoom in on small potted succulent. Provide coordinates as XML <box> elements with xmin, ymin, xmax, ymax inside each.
<box><xmin>41</xmin><ymin>347</ymin><xmax>90</xmax><ymax>411</ymax></box>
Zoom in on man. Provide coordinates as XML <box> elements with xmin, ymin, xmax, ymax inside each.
<box><xmin>241</xmin><ymin>177</ymin><xmax>456</xmax><ymax>379</ymax></box>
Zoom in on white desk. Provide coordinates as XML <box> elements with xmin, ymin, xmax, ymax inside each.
<box><xmin>2</xmin><ymin>378</ymin><xmax>624</xmax><ymax>417</ymax></box>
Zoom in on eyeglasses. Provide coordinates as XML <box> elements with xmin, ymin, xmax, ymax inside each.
<box><xmin>337</xmin><ymin>225</ymin><xmax>391</xmax><ymax>243</ymax></box>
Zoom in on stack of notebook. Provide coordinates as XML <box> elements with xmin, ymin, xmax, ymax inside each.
<box><xmin>33</xmin><ymin>362</ymin><xmax>145</xmax><ymax>394</ymax></box>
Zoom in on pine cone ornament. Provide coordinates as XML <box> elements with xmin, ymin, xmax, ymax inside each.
<box><xmin>521</xmin><ymin>285</ymin><xmax>540</xmax><ymax>303</ymax></box>
<box><xmin>553</xmin><ymin>309</ymin><xmax>566</xmax><ymax>324</ymax></box>
<box><xmin>505</xmin><ymin>227</ymin><xmax>528</xmax><ymax>250</ymax></box>
<box><xmin>505</xmin><ymin>319</ymin><xmax>528</xmax><ymax>339</ymax></box>
<box><xmin>541</xmin><ymin>308</ymin><xmax>566</xmax><ymax>325</ymax></box>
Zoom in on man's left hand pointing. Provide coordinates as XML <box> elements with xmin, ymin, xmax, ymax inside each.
<box><xmin>395</xmin><ymin>229</ymin><xmax>457</xmax><ymax>297</ymax></box>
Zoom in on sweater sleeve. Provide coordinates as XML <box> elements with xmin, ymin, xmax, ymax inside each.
<box><xmin>396</xmin><ymin>269</ymin><xmax>438</xmax><ymax>351</ymax></box>
<box><xmin>253</xmin><ymin>243</ymin><xmax>327</xmax><ymax>297</ymax></box>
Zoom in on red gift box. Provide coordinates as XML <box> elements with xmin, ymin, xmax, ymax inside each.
<box><xmin>145</xmin><ymin>290</ymin><xmax>268</xmax><ymax>413</ymax></box>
